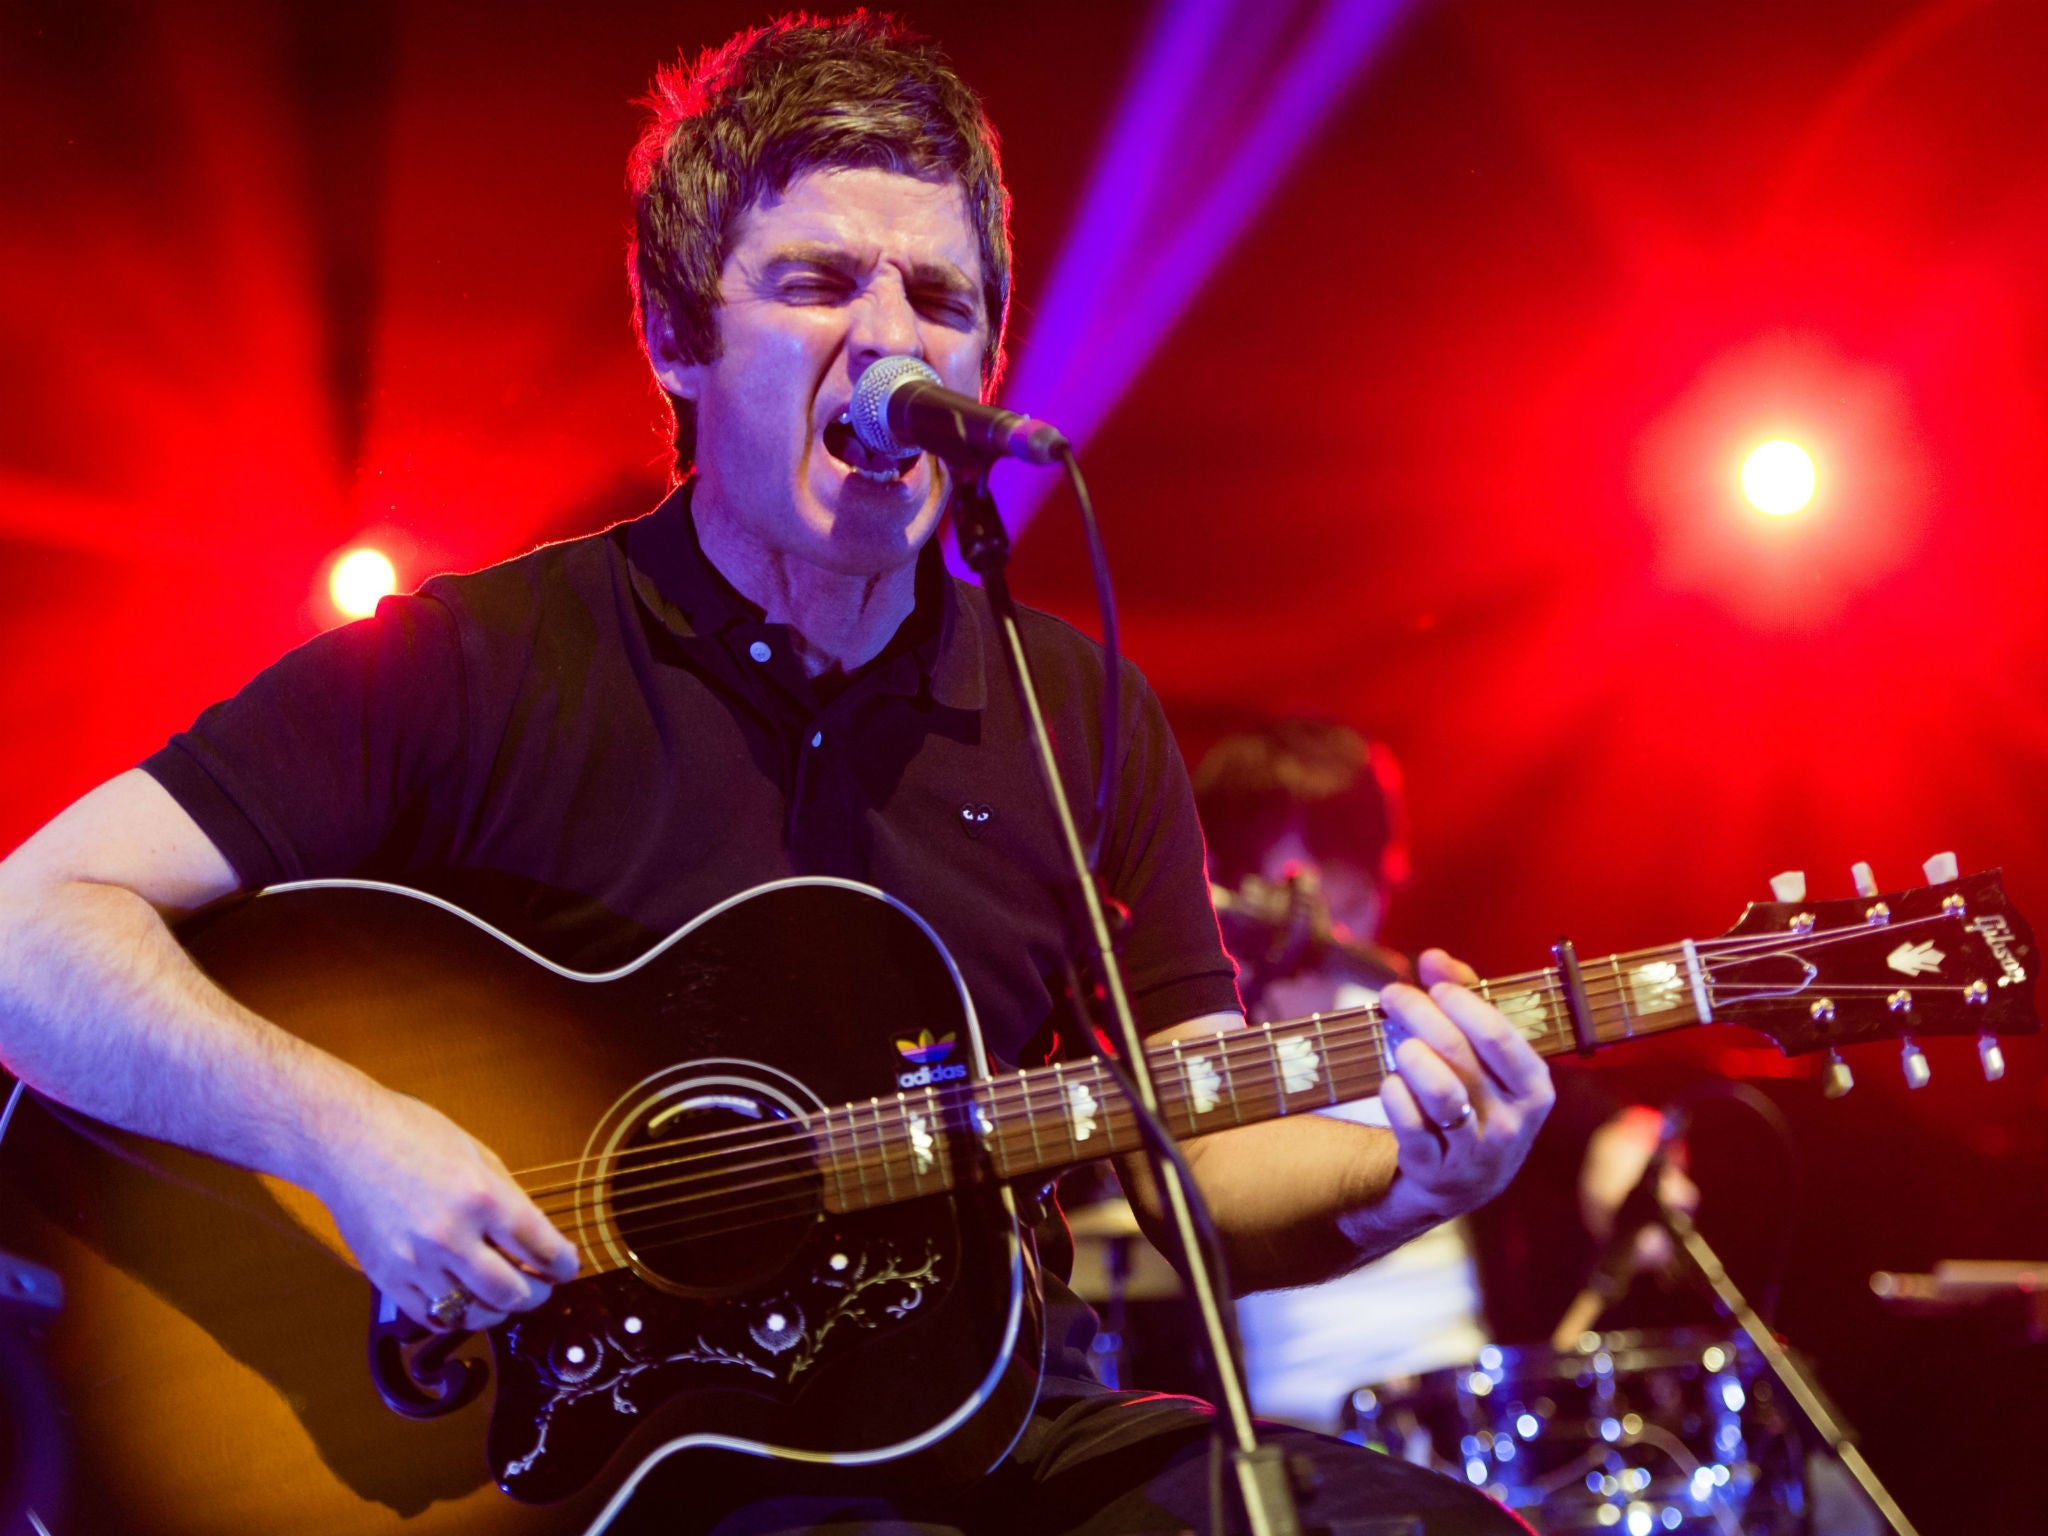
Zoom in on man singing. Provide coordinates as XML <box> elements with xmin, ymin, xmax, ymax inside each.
<box><xmin>0</xmin><ymin>15</ymin><xmax>1551</xmax><ymax>1533</ymax></box>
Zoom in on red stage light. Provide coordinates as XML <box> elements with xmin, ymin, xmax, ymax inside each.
<box><xmin>1741</xmin><ymin>439</ymin><xmax>1817</xmax><ymax>516</ymax></box>
<box><xmin>329</xmin><ymin>548</ymin><xmax>398</xmax><ymax>619</ymax></box>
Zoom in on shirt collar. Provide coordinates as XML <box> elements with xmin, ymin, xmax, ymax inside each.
<box><xmin>627</xmin><ymin>481</ymin><xmax>985</xmax><ymax>711</ymax></box>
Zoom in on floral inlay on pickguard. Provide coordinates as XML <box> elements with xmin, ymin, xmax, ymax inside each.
<box><xmin>503</xmin><ymin>1239</ymin><xmax>944</xmax><ymax>1482</ymax></box>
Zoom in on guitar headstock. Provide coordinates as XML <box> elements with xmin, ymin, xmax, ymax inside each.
<box><xmin>1704</xmin><ymin>862</ymin><xmax>2037</xmax><ymax>1092</ymax></box>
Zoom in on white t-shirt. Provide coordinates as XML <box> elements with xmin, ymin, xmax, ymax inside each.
<box><xmin>1237</xmin><ymin>986</ymin><xmax>1488</xmax><ymax>1431</ymax></box>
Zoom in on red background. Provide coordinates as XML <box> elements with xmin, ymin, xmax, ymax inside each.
<box><xmin>6</xmin><ymin>2</ymin><xmax>2046</xmax><ymax>1525</ymax></box>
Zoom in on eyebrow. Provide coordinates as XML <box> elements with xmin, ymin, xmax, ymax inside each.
<box><xmin>761</xmin><ymin>242</ymin><xmax>978</xmax><ymax>299</ymax></box>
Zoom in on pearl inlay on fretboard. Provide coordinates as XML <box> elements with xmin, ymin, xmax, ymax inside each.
<box><xmin>1065</xmin><ymin>1079</ymin><xmax>1099</xmax><ymax>1142</ymax></box>
<box><xmin>1276</xmin><ymin>1035</ymin><xmax>1321</xmax><ymax>1095</ymax></box>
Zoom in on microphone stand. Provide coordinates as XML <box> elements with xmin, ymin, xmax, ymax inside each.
<box><xmin>950</xmin><ymin>467</ymin><xmax>1307</xmax><ymax>1536</ymax></box>
<box><xmin>1653</xmin><ymin>1188</ymin><xmax>1923</xmax><ymax>1536</ymax></box>
<box><xmin>1549</xmin><ymin>1107</ymin><xmax>1920</xmax><ymax>1534</ymax></box>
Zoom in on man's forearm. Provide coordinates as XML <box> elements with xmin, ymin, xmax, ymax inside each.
<box><xmin>1120</xmin><ymin>1114</ymin><xmax>1437</xmax><ymax>1293</ymax></box>
<box><xmin>0</xmin><ymin>878</ymin><xmax>373</xmax><ymax>1196</ymax></box>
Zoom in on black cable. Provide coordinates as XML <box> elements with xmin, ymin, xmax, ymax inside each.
<box><xmin>1055</xmin><ymin>443</ymin><xmax>1120</xmax><ymax>875</ymax></box>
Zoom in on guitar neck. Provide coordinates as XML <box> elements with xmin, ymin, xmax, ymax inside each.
<box><xmin>815</xmin><ymin>938</ymin><xmax>1709</xmax><ymax>1208</ymax></box>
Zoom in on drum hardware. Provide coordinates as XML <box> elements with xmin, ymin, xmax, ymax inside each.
<box><xmin>1067</xmin><ymin>1196</ymin><xmax>1183</xmax><ymax>1390</ymax></box>
<box><xmin>1657</xmin><ymin>1190</ymin><xmax>1919</xmax><ymax>1536</ymax></box>
<box><xmin>1342</xmin><ymin>1329</ymin><xmax>1803</xmax><ymax>1535</ymax></box>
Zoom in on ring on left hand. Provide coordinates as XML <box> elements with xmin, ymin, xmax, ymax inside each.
<box><xmin>1435</xmin><ymin>1102</ymin><xmax>1474</xmax><ymax>1133</ymax></box>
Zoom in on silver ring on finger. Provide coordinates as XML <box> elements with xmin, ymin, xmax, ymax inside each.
<box><xmin>1434</xmin><ymin>1101</ymin><xmax>1474</xmax><ymax>1133</ymax></box>
<box><xmin>427</xmin><ymin>1284</ymin><xmax>475</xmax><ymax>1330</ymax></box>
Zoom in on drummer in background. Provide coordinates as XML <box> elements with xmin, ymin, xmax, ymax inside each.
<box><xmin>1194</xmin><ymin>719</ymin><xmax>1698</xmax><ymax>1431</ymax></box>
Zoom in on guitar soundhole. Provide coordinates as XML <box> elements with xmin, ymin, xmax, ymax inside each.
<box><xmin>607</xmin><ymin>1092</ymin><xmax>822</xmax><ymax>1297</ymax></box>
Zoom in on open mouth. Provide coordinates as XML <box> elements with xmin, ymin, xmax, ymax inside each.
<box><xmin>823</xmin><ymin>418</ymin><xmax>919</xmax><ymax>483</ymax></box>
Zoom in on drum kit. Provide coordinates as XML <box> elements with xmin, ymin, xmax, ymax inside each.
<box><xmin>1340</xmin><ymin>1329</ymin><xmax>1805</xmax><ymax>1535</ymax></box>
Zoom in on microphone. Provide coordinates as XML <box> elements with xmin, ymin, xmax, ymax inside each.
<box><xmin>849</xmin><ymin>356</ymin><xmax>1069</xmax><ymax>467</ymax></box>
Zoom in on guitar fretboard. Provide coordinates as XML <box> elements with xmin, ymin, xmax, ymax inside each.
<box><xmin>809</xmin><ymin>940</ymin><xmax>1711</xmax><ymax>1211</ymax></box>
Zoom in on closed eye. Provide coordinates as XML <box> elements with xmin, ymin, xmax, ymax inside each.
<box><xmin>912</xmin><ymin>288</ymin><xmax>980</xmax><ymax>328</ymax></box>
<box><xmin>775</xmin><ymin>273</ymin><xmax>854</xmax><ymax>304</ymax></box>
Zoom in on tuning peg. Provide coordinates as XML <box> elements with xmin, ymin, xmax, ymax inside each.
<box><xmin>1851</xmin><ymin>862</ymin><xmax>1879</xmax><ymax>898</ymax></box>
<box><xmin>1823</xmin><ymin>1049</ymin><xmax>1854</xmax><ymax>1098</ymax></box>
<box><xmin>1979</xmin><ymin>1036</ymin><xmax>2007</xmax><ymax>1082</ymax></box>
<box><xmin>1900</xmin><ymin>1037</ymin><xmax>1931</xmax><ymax>1090</ymax></box>
<box><xmin>1923</xmin><ymin>851</ymin><xmax>1960</xmax><ymax>885</ymax></box>
<box><xmin>1770</xmin><ymin>871</ymin><xmax>1807</xmax><ymax>902</ymax></box>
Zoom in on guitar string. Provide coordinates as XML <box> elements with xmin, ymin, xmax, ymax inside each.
<box><xmin>560</xmin><ymin>960</ymin><xmax>1962</xmax><ymax>1264</ymax></box>
<box><xmin>503</xmin><ymin>913</ymin><xmax>1894</xmax><ymax>1195</ymax></box>
<box><xmin>516</xmin><ymin>903</ymin><xmax>1974</xmax><ymax>1214</ymax></box>
<box><xmin>515</xmin><ymin>917</ymin><xmax>1977</xmax><ymax>1218</ymax></box>
<box><xmin>507</xmin><ymin>907</ymin><xmax>1974</xmax><ymax>1205</ymax></box>
<box><xmin>522</xmin><ymin>965</ymin><xmax>1980</xmax><ymax>1239</ymax></box>
<box><xmin>511</xmin><ymin>908</ymin><xmax>1996</xmax><ymax>1265</ymax></box>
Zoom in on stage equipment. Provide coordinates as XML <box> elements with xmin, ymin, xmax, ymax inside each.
<box><xmin>943</xmin><ymin>435</ymin><xmax>1311</xmax><ymax>1536</ymax></box>
<box><xmin>1741</xmin><ymin>440</ymin><xmax>1817</xmax><ymax>516</ymax></box>
<box><xmin>1343</xmin><ymin>1328</ymin><xmax>1804</xmax><ymax>1533</ymax></box>
<box><xmin>1210</xmin><ymin>872</ymin><xmax>1413</xmax><ymax>995</ymax></box>
<box><xmin>329</xmin><ymin>547</ymin><xmax>398</xmax><ymax>619</ymax></box>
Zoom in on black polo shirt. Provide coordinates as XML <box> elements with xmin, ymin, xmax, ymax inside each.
<box><xmin>143</xmin><ymin>484</ymin><xmax>1240</xmax><ymax>1073</ymax></box>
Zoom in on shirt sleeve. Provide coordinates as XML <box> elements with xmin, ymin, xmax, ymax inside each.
<box><xmin>1099</xmin><ymin>661</ymin><xmax>1244</xmax><ymax>1034</ymax></box>
<box><xmin>139</xmin><ymin>594</ymin><xmax>466</xmax><ymax>889</ymax></box>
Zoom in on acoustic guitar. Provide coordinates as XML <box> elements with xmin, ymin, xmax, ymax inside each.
<box><xmin>2</xmin><ymin>863</ymin><xmax>2035</xmax><ymax>1533</ymax></box>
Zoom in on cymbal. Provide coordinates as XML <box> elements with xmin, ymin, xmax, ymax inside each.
<box><xmin>1065</xmin><ymin>1198</ymin><xmax>1185</xmax><ymax>1301</ymax></box>
<box><xmin>1066</xmin><ymin>1196</ymin><xmax>1145</xmax><ymax>1240</ymax></box>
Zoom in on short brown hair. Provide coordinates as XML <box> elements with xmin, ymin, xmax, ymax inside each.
<box><xmin>1193</xmin><ymin>720</ymin><xmax>1410</xmax><ymax>891</ymax></box>
<box><xmin>627</xmin><ymin>12</ymin><xmax>1012</xmax><ymax>475</ymax></box>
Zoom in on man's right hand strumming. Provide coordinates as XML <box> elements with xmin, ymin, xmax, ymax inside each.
<box><xmin>314</xmin><ymin>1085</ymin><xmax>580</xmax><ymax>1332</ymax></box>
<box><xmin>0</xmin><ymin>768</ymin><xmax>576</xmax><ymax>1334</ymax></box>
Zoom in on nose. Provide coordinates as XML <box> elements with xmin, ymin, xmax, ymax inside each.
<box><xmin>846</xmin><ymin>274</ymin><xmax>924</xmax><ymax>376</ymax></box>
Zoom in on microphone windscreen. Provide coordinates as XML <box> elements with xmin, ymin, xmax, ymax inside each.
<box><xmin>849</xmin><ymin>355</ymin><xmax>940</xmax><ymax>458</ymax></box>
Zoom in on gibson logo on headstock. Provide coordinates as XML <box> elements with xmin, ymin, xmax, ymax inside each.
<box><xmin>1969</xmin><ymin>915</ymin><xmax>2029</xmax><ymax>987</ymax></box>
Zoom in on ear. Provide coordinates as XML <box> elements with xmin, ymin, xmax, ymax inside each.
<box><xmin>643</xmin><ymin>297</ymin><xmax>703</xmax><ymax>402</ymax></box>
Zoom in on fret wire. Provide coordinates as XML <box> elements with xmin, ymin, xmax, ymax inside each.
<box><xmin>925</xmin><ymin>1082</ymin><xmax>944</xmax><ymax>1187</ymax></box>
<box><xmin>1261</xmin><ymin>1022</ymin><xmax>1287</xmax><ymax>1117</ymax></box>
<box><xmin>895</xmin><ymin>1091</ymin><xmax>920</xmax><ymax>1193</ymax></box>
<box><xmin>1169</xmin><ymin>1040</ymin><xmax>1199</xmax><ymax>1136</ymax></box>
<box><xmin>1089</xmin><ymin>1058</ymin><xmax>1117</xmax><ymax>1154</ymax></box>
<box><xmin>1608</xmin><ymin>955</ymin><xmax>1634</xmax><ymax>1039</ymax></box>
<box><xmin>827</xmin><ymin>1106</ymin><xmax>849</xmax><ymax>1213</ymax></box>
<box><xmin>977</xmin><ymin>1087</ymin><xmax>1013</xmax><ymax>1182</ymax></box>
<box><xmin>848</xmin><ymin>1105</ymin><xmax>873</xmax><ymax>1209</ymax></box>
<box><xmin>1022</xmin><ymin>1066</ymin><xmax>1045</xmax><ymax>1171</ymax></box>
<box><xmin>870</xmin><ymin>1097</ymin><xmax>895</xmax><ymax>1203</ymax></box>
<box><xmin>1051</xmin><ymin>1061</ymin><xmax>1077</xmax><ymax>1161</ymax></box>
<box><xmin>1311</xmin><ymin>1015</ymin><xmax>1336</xmax><ymax>1107</ymax></box>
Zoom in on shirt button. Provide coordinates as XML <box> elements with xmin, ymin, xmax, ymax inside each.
<box><xmin>810</xmin><ymin>731</ymin><xmax>824</xmax><ymax>748</ymax></box>
<box><xmin>748</xmin><ymin>640</ymin><xmax>772</xmax><ymax>663</ymax></box>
